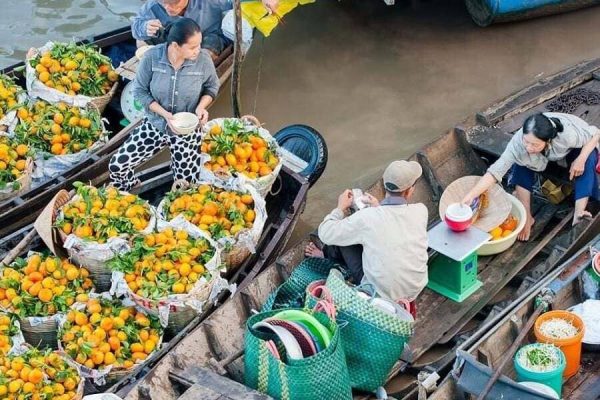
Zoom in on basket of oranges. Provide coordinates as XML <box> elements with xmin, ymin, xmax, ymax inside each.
<box><xmin>0</xmin><ymin>346</ymin><xmax>84</xmax><ymax>400</ymax></box>
<box><xmin>58</xmin><ymin>293</ymin><xmax>163</xmax><ymax>385</ymax></box>
<box><xmin>0</xmin><ymin>312</ymin><xmax>25</xmax><ymax>355</ymax></box>
<box><xmin>0</xmin><ymin>253</ymin><xmax>94</xmax><ymax>350</ymax></box>
<box><xmin>0</xmin><ymin>74</ymin><xmax>26</xmax><ymax>131</ymax></box>
<box><xmin>478</xmin><ymin>194</ymin><xmax>527</xmax><ymax>256</ymax></box>
<box><xmin>26</xmin><ymin>41</ymin><xmax>119</xmax><ymax>113</ymax></box>
<box><xmin>157</xmin><ymin>180</ymin><xmax>266</xmax><ymax>272</ymax></box>
<box><xmin>12</xmin><ymin>100</ymin><xmax>107</xmax><ymax>183</ymax></box>
<box><xmin>54</xmin><ymin>184</ymin><xmax>156</xmax><ymax>292</ymax></box>
<box><xmin>200</xmin><ymin>116</ymin><xmax>283</xmax><ymax>197</ymax></box>
<box><xmin>0</xmin><ymin>137</ymin><xmax>33</xmax><ymax>201</ymax></box>
<box><xmin>109</xmin><ymin>219</ymin><xmax>222</xmax><ymax>336</ymax></box>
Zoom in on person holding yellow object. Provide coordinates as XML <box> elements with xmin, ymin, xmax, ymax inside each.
<box><xmin>241</xmin><ymin>0</ymin><xmax>315</xmax><ymax>37</ymax></box>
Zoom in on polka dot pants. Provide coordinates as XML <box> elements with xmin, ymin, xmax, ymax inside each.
<box><xmin>109</xmin><ymin>119</ymin><xmax>202</xmax><ymax>191</ymax></box>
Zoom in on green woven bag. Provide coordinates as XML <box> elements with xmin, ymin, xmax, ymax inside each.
<box><xmin>262</xmin><ymin>257</ymin><xmax>339</xmax><ymax>312</ymax></box>
<box><xmin>244</xmin><ymin>309</ymin><xmax>352</xmax><ymax>400</ymax></box>
<box><xmin>320</xmin><ymin>268</ymin><xmax>414</xmax><ymax>392</ymax></box>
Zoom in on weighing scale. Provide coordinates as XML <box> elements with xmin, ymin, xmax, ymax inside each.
<box><xmin>427</xmin><ymin>222</ymin><xmax>491</xmax><ymax>302</ymax></box>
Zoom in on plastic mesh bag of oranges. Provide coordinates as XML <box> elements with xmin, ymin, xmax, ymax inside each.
<box><xmin>108</xmin><ymin>218</ymin><xmax>226</xmax><ymax>326</ymax></box>
<box><xmin>57</xmin><ymin>293</ymin><xmax>163</xmax><ymax>385</ymax></box>
<box><xmin>157</xmin><ymin>180</ymin><xmax>267</xmax><ymax>268</ymax></box>
<box><xmin>0</xmin><ymin>74</ymin><xmax>26</xmax><ymax>131</ymax></box>
<box><xmin>26</xmin><ymin>41</ymin><xmax>118</xmax><ymax>107</ymax></box>
<box><xmin>200</xmin><ymin>118</ymin><xmax>283</xmax><ymax>197</ymax></box>
<box><xmin>0</xmin><ymin>347</ymin><xmax>84</xmax><ymax>400</ymax></box>
<box><xmin>0</xmin><ymin>312</ymin><xmax>25</xmax><ymax>355</ymax></box>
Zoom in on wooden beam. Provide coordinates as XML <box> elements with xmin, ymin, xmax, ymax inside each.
<box><xmin>476</xmin><ymin>58</ymin><xmax>600</xmax><ymax>127</ymax></box>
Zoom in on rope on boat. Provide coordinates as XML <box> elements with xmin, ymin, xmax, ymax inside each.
<box><xmin>252</xmin><ymin>36</ymin><xmax>266</xmax><ymax>116</ymax></box>
<box><xmin>231</xmin><ymin>0</ymin><xmax>244</xmax><ymax>117</ymax></box>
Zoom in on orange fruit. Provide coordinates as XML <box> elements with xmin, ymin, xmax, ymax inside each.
<box><xmin>502</xmin><ymin>229</ymin><xmax>513</xmax><ymax>238</ymax></box>
<box><xmin>15</xmin><ymin>144</ymin><xmax>28</xmax><ymax>157</ymax></box>
<box><xmin>38</xmin><ymin>288</ymin><xmax>53</xmax><ymax>302</ymax></box>
<box><xmin>489</xmin><ymin>227</ymin><xmax>503</xmax><ymax>240</ymax></box>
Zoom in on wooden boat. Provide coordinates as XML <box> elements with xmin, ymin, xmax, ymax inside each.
<box><xmin>465</xmin><ymin>0</ymin><xmax>600</xmax><ymax>26</ymax></box>
<box><xmin>0</xmin><ymin>26</ymin><xmax>234</xmax><ymax>239</ymax></box>
<box><xmin>106</xmin><ymin>60</ymin><xmax>600</xmax><ymax>399</ymax></box>
<box><xmin>427</xmin><ymin>234</ymin><xmax>600</xmax><ymax>400</ymax></box>
<box><xmin>0</xmin><ymin>154</ymin><xmax>311</xmax><ymax>393</ymax></box>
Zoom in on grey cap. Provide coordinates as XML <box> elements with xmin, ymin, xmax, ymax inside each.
<box><xmin>383</xmin><ymin>160</ymin><xmax>422</xmax><ymax>192</ymax></box>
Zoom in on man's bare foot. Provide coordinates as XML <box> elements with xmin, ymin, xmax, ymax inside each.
<box><xmin>573</xmin><ymin>210</ymin><xmax>593</xmax><ymax>226</ymax></box>
<box><xmin>305</xmin><ymin>242</ymin><xmax>324</xmax><ymax>258</ymax></box>
<box><xmin>518</xmin><ymin>216</ymin><xmax>535</xmax><ymax>241</ymax></box>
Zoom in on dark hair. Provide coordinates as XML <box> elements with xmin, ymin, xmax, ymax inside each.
<box><xmin>522</xmin><ymin>113</ymin><xmax>564</xmax><ymax>142</ymax></box>
<box><xmin>165</xmin><ymin>17</ymin><xmax>201</xmax><ymax>46</ymax></box>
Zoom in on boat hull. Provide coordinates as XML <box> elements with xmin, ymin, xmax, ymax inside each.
<box><xmin>465</xmin><ymin>0</ymin><xmax>600</xmax><ymax>26</ymax></box>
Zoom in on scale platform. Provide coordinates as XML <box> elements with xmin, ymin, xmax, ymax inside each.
<box><xmin>427</xmin><ymin>222</ymin><xmax>491</xmax><ymax>302</ymax></box>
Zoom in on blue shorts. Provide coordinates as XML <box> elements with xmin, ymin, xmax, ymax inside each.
<box><xmin>509</xmin><ymin>148</ymin><xmax>599</xmax><ymax>201</ymax></box>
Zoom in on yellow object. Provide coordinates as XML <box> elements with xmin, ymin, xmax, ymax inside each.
<box><xmin>489</xmin><ymin>227</ymin><xmax>503</xmax><ymax>240</ymax></box>
<box><xmin>241</xmin><ymin>0</ymin><xmax>315</xmax><ymax>37</ymax></box>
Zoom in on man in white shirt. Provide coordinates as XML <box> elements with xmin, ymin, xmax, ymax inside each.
<box><xmin>306</xmin><ymin>160</ymin><xmax>429</xmax><ymax>315</ymax></box>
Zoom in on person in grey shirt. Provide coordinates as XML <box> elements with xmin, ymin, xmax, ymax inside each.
<box><xmin>109</xmin><ymin>18</ymin><xmax>219</xmax><ymax>191</ymax></box>
<box><xmin>463</xmin><ymin>112</ymin><xmax>600</xmax><ymax>241</ymax></box>
<box><xmin>132</xmin><ymin>0</ymin><xmax>279</xmax><ymax>59</ymax></box>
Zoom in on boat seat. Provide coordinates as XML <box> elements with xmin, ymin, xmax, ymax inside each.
<box><xmin>274</xmin><ymin>124</ymin><xmax>328</xmax><ymax>188</ymax></box>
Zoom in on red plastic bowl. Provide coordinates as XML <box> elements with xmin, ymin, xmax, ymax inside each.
<box><xmin>444</xmin><ymin>203</ymin><xmax>473</xmax><ymax>232</ymax></box>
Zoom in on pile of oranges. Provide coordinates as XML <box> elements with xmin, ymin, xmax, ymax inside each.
<box><xmin>489</xmin><ymin>215</ymin><xmax>519</xmax><ymax>241</ymax></box>
<box><xmin>0</xmin><ymin>348</ymin><xmax>81</xmax><ymax>399</ymax></box>
<box><xmin>30</xmin><ymin>42</ymin><xmax>118</xmax><ymax>97</ymax></box>
<box><xmin>0</xmin><ymin>313</ymin><xmax>19</xmax><ymax>355</ymax></box>
<box><xmin>162</xmin><ymin>184</ymin><xmax>255</xmax><ymax>239</ymax></box>
<box><xmin>0</xmin><ymin>75</ymin><xmax>22</xmax><ymax>120</ymax></box>
<box><xmin>0</xmin><ymin>137</ymin><xmax>29</xmax><ymax>191</ymax></box>
<box><xmin>57</xmin><ymin>184</ymin><xmax>152</xmax><ymax>243</ymax></box>
<box><xmin>109</xmin><ymin>228</ymin><xmax>216</xmax><ymax>299</ymax></box>
<box><xmin>200</xmin><ymin>119</ymin><xmax>280</xmax><ymax>180</ymax></box>
<box><xmin>0</xmin><ymin>253</ymin><xmax>93</xmax><ymax>318</ymax></box>
<box><xmin>14</xmin><ymin>100</ymin><xmax>104</xmax><ymax>156</ymax></box>
<box><xmin>60</xmin><ymin>297</ymin><xmax>162</xmax><ymax>370</ymax></box>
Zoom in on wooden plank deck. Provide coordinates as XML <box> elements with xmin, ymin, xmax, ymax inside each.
<box><xmin>563</xmin><ymin>352</ymin><xmax>600</xmax><ymax>400</ymax></box>
<box><xmin>403</xmin><ymin>203</ymin><xmax>566</xmax><ymax>363</ymax></box>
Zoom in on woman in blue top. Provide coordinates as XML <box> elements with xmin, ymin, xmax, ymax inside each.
<box><xmin>109</xmin><ymin>18</ymin><xmax>219</xmax><ymax>191</ymax></box>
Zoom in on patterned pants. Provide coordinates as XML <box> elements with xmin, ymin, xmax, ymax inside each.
<box><xmin>109</xmin><ymin>119</ymin><xmax>202</xmax><ymax>191</ymax></box>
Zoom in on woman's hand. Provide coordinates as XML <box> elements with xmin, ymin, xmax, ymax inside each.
<box><xmin>162</xmin><ymin>112</ymin><xmax>176</xmax><ymax>132</ymax></box>
<box><xmin>461</xmin><ymin>192</ymin><xmax>477</xmax><ymax>207</ymax></box>
<box><xmin>337</xmin><ymin>189</ymin><xmax>354</xmax><ymax>213</ymax></box>
<box><xmin>569</xmin><ymin>156</ymin><xmax>586</xmax><ymax>180</ymax></box>
<box><xmin>196</xmin><ymin>108</ymin><xmax>209</xmax><ymax>125</ymax></box>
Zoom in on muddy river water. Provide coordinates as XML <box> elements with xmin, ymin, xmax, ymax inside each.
<box><xmin>3</xmin><ymin>0</ymin><xmax>600</xmax><ymax>241</ymax></box>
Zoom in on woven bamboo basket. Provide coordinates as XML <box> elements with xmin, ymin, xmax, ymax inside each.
<box><xmin>127</xmin><ymin>276</ymin><xmax>217</xmax><ymax>337</ymax></box>
<box><xmin>200</xmin><ymin>115</ymin><xmax>283</xmax><ymax>198</ymax></box>
<box><xmin>90</xmin><ymin>81</ymin><xmax>118</xmax><ymax>114</ymax></box>
<box><xmin>19</xmin><ymin>317</ymin><xmax>58</xmax><ymax>349</ymax></box>
<box><xmin>0</xmin><ymin>157</ymin><xmax>33</xmax><ymax>201</ymax></box>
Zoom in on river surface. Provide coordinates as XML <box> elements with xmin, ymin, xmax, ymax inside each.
<box><xmin>3</xmin><ymin>0</ymin><xmax>600</xmax><ymax>242</ymax></box>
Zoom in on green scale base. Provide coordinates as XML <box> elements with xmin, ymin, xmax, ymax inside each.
<box><xmin>427</xmin><ymin>251</ymin><xmax>482</xmax><ymax>303</ymax></box>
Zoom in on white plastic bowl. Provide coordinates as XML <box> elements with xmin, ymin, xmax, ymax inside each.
<box><xmin>477</xmin><ymin>194</ymin><xmax>526</xmax><ymax>256</ymax></box>
<box><xmin>135</xmin><ymin>45</ymin><xmax>153</xmax><ymax>60</ymax></box>
<box><xmin>171</xmin><ymin>112</ymin><xmax>199</xmax><ymax>135</ymax></box>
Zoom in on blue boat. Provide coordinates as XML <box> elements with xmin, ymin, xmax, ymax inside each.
<box><xmin>466</xmin><ymin>0</ymin><xmax>600</xmax><ymax>26</ymax></box>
